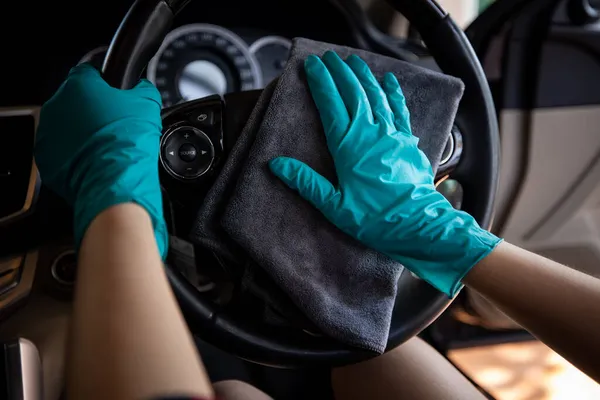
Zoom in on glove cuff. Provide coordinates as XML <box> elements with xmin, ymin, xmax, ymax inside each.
<box><xmin>445</xmin><ymin>229</ymin><xmax>503</xmax><ymax>297</ymax></box>
<box><xmin>417</xmin><ymin>221</ymin><xmax>502</xmax><ymax>298</ymax></box>
<box><xmin>73</xmin><ymin>168</ymin><xmax>169</xmax><ymax>260</ymax></box>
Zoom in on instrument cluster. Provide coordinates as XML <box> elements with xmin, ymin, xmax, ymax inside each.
<box><xmin>81</xmin><ymin>24</ymin><xmax>292</xmax><ymax>108</ymax></box>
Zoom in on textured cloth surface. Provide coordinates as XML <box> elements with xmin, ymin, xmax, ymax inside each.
<box><xmin>193</xmin><ymin>82</ymin><xmax>277</xmax><ymax>264</ymax></box>
<box><xmin>192</xmin><ymin>38</ymin><xmax>464</xmax><ymax>353</ymax></box>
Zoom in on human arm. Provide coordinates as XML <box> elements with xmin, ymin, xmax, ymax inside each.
<box><xmin>71</xmin><ymin>203</ymin><xmax>213</xmax><ymax>399</ymax></box>
<box><xmin>269</xmin><ymin>52</ymin><xmax>600</xmax><ymax>380</ymax></box>
<box><xmin>464</xmin><ymin>241</ymin><xmax>600</xmax><ymax>381</ymax></box>
<box><xmin>35</xmin><ymin>64</ymin><xmax>213</xmax><ymax>399</ymax></box>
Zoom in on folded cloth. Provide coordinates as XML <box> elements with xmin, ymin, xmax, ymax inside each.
<box><xmin>193</xmin><ymin>38</ymin><xmax>464</xmax><ymax>353</ymax></box>
<box><xmin>193</xmin><ymin>82</ymin><xmax>278</xmax><ymax>266</ymax></box>
<box><xmin>193</xmin><ymin>80</ymin><xmax>320</xmax><ymax>332</ymax></box>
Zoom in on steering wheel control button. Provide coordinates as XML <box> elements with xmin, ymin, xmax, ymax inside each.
<box><xmin>160</xmin><ymin>126</ymin><xmax>215</xmax><ymax>180</ymax></box>
<box><xmin>178</xmin><ymin>143</ymin><xmax>197</xmax><ymax>162</ymax></box>
<box><xmin>189</xmin><ymin>108</ymin><xmax>215</xmax><ymax>126</ymax></box>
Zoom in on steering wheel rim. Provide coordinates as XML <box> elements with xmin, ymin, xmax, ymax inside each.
<box><xmin>101</xmin><ymin>0</ymin><xmax>500</xmax><ymax>367</ymax></box>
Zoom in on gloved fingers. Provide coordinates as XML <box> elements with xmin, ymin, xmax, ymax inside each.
<box><xmin>305</xmin><ymin>55</ymin><xmax>351</xmax><ymax>145</ymax></box>
<box><xmin>66</xmin><ymin>64</ymin><xmax>162</xmax><ymax>105</ymax></box>
<box><xmin>134</xmin><ymin>78</ymin><xmax>157</xmax><ymax>89</ymax></box>
<box><xmin>63</xmin><ymin>63</ymin><xmax>105</xmax><ymax>93</ymax></box>
<box><xmin>132</xmin><ymin>79</ymin><xmax>163</xmax><ymax>105</ymax></box>
<box><xmin>345</xmin><ymin>55</ymin><xmax>395</xmax><ymax>129</ymax></box>
<box><xmin>382</xmin><ymin>73</ymin><xmax>413</xmax><ymax>135</ymax></box>
<box><xmin>69</xmin><ymin>62</ymin><xmax>99</xmax><ymax>76</ymax></box>
<box><xmin>68</xmin><ymin>63</ymin><xmax>116</xmax><ymax>91</ymax></box>
<box><xmin>321</xmin><ymin>51</ymin><xmax>373</xmax><ymax>124</ymax></box>
<box><xmin>269</xmin><ymin>156</ymin><xmax>341</xmax><ymax>213</ymax></box>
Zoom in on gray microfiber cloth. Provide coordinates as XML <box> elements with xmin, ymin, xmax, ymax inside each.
<box><xmin>192</xmin><ymin>38</ymin><xmax>464</xmax><ymax>353</ymax></box>
<box><xmin>193</xmin><ymin>82</ymin><xmax>278</xmax><ymax>267</ymax></box>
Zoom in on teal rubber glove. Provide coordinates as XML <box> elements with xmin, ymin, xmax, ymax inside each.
<box><xmin>269</xmin><ymin>52</ymin><xmax>502</xmax><ymax>297</ymax></box>
<box><xmin>35</xmin><ymin>64</ymin><xmax>168</xmax><ymax>258</ymax></box>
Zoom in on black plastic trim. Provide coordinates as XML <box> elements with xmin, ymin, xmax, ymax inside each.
<box><xmin>533</xmin><ymin>24</ymin><xmax>600</xmax><ymax>108</ymax></box>
<box><xmin>3</xmin><ymin>341</ymin><xmax>22</xmax><ymax>400</ymax></box>
<box><xmin>466</xmin><ymin>0</ymin><xmax>534</xmax><ymax>57</ymax></box>
<box><xmin>329</xmin><ymin>0</ymin><xmax>419</xmax><ymax>62</ymax></box>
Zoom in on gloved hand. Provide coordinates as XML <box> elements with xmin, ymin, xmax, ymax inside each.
<box><xmin>35</xmin><ymin>64</ymin><xmax>168</xmax><ymax>258</ymax></box>
<box><xmin>269</xmin><ymin>52</ymin><xmax>501</xmax><ymax>297</ymax></box>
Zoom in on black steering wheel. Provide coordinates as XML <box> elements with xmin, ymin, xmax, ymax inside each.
<box><xmin>101</xmin><ymin>0</ymin><xmax>499</xmax><ymax>367</ymax></box>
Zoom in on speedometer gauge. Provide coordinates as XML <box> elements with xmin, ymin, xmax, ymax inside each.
<box><xmin>148</xmin><ymin>24</ymin><xmax>262</xmax><ymax>107</ymax></box>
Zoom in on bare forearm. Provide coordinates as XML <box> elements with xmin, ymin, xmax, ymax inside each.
<box><xmin>464</xmin><ymin>241</ymin><xmax>600</xmax><ymax>380</ymax></box>
<box><xmin>69</xmin><ymin>204</ymin><xmax>213</xmax><ymax>400</ymax></box>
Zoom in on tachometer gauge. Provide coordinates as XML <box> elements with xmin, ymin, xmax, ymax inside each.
<box><xmin>249</xmin><ymin>36</ymin><xmax>292</xmax><ymax>85</ymax></box>
<box><xmin>148</xmin><ymin>24</ymin><xmax>262</xmax><ymax>107</ymax></box>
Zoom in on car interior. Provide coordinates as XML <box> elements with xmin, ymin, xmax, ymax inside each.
<box><xmin>1</xmin><ymin>0</ymin><xmax>600</xmax><ymax>398</ymax></box>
